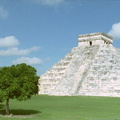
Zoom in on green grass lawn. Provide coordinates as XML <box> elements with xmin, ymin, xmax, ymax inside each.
<box><xmin>0</xmin><ymin>95</ymin><xmax>120</xmax><ymax>120</ymax></box>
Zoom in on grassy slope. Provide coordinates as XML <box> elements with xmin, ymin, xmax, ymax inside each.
<box><xmin>0</xmin><ymin>95</ymin><xmax>120</xmax><ymax>120</ymax></box>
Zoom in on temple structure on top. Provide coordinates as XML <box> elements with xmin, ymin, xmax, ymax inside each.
<box><xmin>38</xmin><ymin>32</ymin><xmax>120</xmax><ymax>97</ymax></box>
<box><xmin>78</xmin><ymin>32</ymin><xmax>113</xmax><ymax>46</ymax></box>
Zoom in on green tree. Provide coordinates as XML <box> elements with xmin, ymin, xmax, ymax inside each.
<box><xmin>0</xmin><ymin>63</ymin><xmax>39</xmax><ymax>115</ymax></box>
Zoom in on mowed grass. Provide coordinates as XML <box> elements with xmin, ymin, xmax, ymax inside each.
<box><xmin>0</xmin><ymin>95</ymin><xmax>120</xmax><ymax>120</ymax></box>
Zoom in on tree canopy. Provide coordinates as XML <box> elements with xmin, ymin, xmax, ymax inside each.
<box><xmin>0</xmin><ymin>63</ymin><xmax>39</xmax><ymax>115</ymax></box>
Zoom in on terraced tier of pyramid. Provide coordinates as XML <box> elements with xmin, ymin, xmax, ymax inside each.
<box><xmin>38</xmin><ymin>32</ymin><xmax>120</xmax><ymax>97</ymax></box>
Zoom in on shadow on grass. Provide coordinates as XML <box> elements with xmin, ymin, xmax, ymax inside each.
<box><xmin>0</xmin><ymin>109</ymin><xmax>41</xmax><ymax>115</ymax></box>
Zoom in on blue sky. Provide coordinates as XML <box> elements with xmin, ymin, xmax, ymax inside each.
<box><xmin>0</xmin><ymin>0</ymin><xmax>120</xmax><ymax>76</ymax></box>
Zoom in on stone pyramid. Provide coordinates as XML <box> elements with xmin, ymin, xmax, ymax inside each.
<box><xmin>38</xmin><ymin>32</ymin><xmax>120</xmax><ymax>97</ymax></box>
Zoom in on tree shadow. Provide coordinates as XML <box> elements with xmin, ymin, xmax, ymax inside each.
<box><xmin>0</xmin><ymin>109</ymin><xmax>41</xmax><ymax>115</ymax></box>
<box><xmin>0</xmin><ymin>103</ymin><xmax>41</xmax><ymax>116</ymax></box>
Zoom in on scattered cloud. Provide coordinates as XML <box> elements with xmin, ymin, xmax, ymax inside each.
<box><xmin>32</xmin><ymin>0</ymin><xmax>65</xmax><ymax>6</ymax></box>
<box><xmin>0</xmin><ymin>6</ymin><xmax>8</xmax><ymax>18</ymax></box>
<box><xmin>0</xmin><ymin>35</ymin><xmax>40</xmax><ymax>56</ymax></box>
<box><xmin>108</xmin><ymin>22</ymin><xmax>120</xmax><ymax>39</ymax></box>
<box><xmin>0</xmin><ymin>36</ymin><xmax>19</xmax><ymax>47</ymax></box>
<box><xmin>13</xmin><ymin>57</ymin><xmax>43</xmax><ymax>65</ymax></box>
<box><xmin>0</xmin><ymin>35</ymin><xmax>42</xmax><ymax>66</ymax></box>
<box><xmin>44</xmin><ymin>57</ymin><xmax>51</xmax><ymax>61</ymax></box>
<box><xmin>0</xmin><ymin>46</ymin><xmax>40</xmax><ymax>56</ymax></box>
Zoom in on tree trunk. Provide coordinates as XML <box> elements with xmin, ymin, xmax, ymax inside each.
<box><xmin>6</xmin><ymin>99</ymin><xmax>9</xmax><ymax>115</ymax></box>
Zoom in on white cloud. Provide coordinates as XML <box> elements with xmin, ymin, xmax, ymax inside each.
<box><xmin>108</xmin><ymin>22</ymin><xmax>120</xmax><ymax>39</ymax></box>
<box><xmin>0</xmin><ymin>6</ymin><xmax>8</xmax><ymax>18</ymax></box>
<box><xmin>0</xmin><ymin>36</ymin><xmax>19</xmax><ymax>47</ymax></box>
<box><xmin>0</xmin><ymin>35</ymin><xmax>40</xmax><ymax>56</ymax></box>
<box><xmin>30</xmin><ymin>46</ymin><xmax>40</xmax><ymax>51</ymax></box>
<box><xmin>32</xmin><ymin>0</ymin><xmax>65</xmax><ymax>6</ymax></box>
<box><xmin>0</xmin><ymin>46</ymin><xmax>40</xmax><ymax>56</ymax></box>
<box><xmin>13</xmin><ymin>57</ymin><xmax>43</xmax><ymax>65</ymax></box>
<box><xmin>44</xmin><ymin>57</ymin><xmax>51</xmax><ymax>61</ymax></box>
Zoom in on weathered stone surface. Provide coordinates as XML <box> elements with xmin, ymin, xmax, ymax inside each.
<box><xmin>38</xmin><ymin>32</ymin><xmax>120</xmax><ymax>97</ymax></box>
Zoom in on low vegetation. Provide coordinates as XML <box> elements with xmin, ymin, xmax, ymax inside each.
<box><xmin>0</xmin><ymin>95</ymin><xmax>120</xmax><ymax>120</ymax></box>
